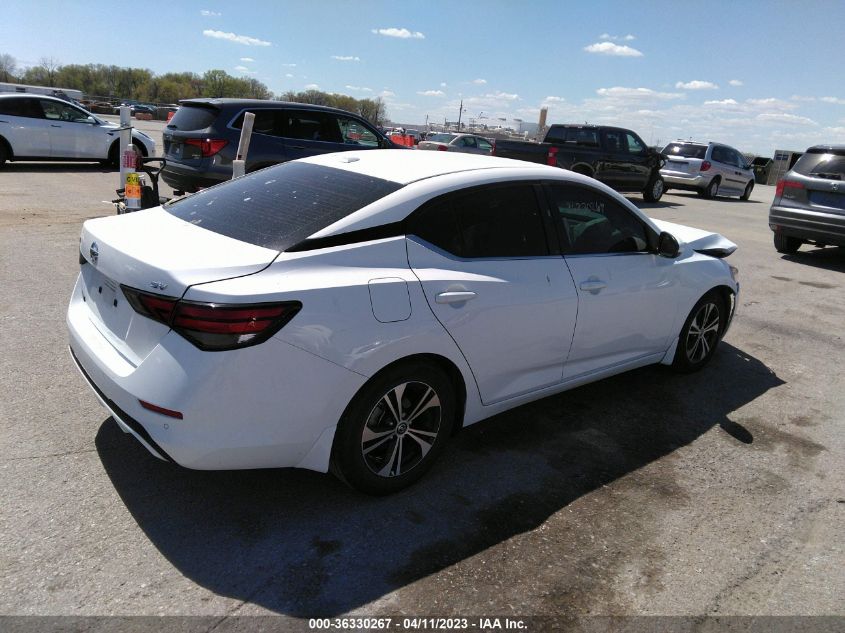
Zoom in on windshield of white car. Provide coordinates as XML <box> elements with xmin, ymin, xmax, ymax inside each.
<box><xmin>164</xmin><ymin>162</ymin><xmax>403</xmax><ymax>251</ymax></box>
<box><xmin>662</xmin><ymin>143</ymin><xmax>707</xmax><ymax>159</ymax></box>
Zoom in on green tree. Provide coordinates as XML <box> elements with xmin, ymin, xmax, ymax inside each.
<box><xmin>0</xmin><ymin>53</ymin><xmax>17</xmax><ymax>82</ymax></box>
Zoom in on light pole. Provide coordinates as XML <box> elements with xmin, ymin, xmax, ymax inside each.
<box><xmin>457</xmin><ymin>98</ymin><xmax>464</xmax><ymax>131</ymax></box>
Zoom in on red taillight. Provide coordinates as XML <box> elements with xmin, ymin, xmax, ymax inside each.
<box><xmin>184</xmin><ymin>138</ymin><xmax>228</xmax><ymax>157</ymax></box>
<box><xmin>700</xmin><ymin>161</ymin><xmax>711</xmax><ymax>172</ymax></box>
<box><xmin>547</xmin><ymin>146</ymin><xmax>559</xmax><ymax>166</ymax></box>
<box><xmin>437</xmin><ymin>144</ymin><xmax>448</xmax><ymax>151</ymax></box>
<box><xmin>775</xmin><ymin>179</ymin><xmax>804</xmax><ymax>197</ymax></box>
<box><xmin>121</xmin><ymin>286</ymin><xmax>301</xmax><ymax>351</ymax></box>
<box><xmin>139</xmin><ymin>400</ymin><xmax>183</xmax><ymax>419</ymax></box>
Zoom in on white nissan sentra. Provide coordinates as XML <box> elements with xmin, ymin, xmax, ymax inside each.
<box><xmin>68</xmin><ymin>150</ymin><xmax>739</xmax><ymax>494</ymax></box>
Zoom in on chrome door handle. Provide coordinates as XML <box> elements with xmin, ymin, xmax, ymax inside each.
<box><xmin>435</xmin><ymin>291</ymin><xmax>477</xmax><ymax>304</ymax></box>
<box><xmin>579</xmin><ymin>280</ymin><xmax>607</xmax><ymax>293</ymax></box>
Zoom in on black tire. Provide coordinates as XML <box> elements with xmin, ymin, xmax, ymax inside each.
<box><xmin>643</xmin><ymin>174</ymin><xmax>665</xmax><ymax>202</ymax></box>
<box><xmin>0</xmin><ymin>141</ymin><xmax>9</xmax><ymax>168</ymax></box>
<box><xmin>103</xmin><ymin>141</ymin><xmax>145</xmax><ymax>167</ymax></box>
<box><xmin>332</xmin><ymin>362</ymin><xmax>455</xmax><ymax>495</ymax></box>
<box><xmin>701</xmin><ymin>178</ymin><xmax>719</xmax><ymax>199</ymax></box>
<box><xmin>740</xmin><ymin>181</ymin><xmax>754</xmax><ymax>201</ymax></box>
<box><xmin>672</xmin><ymin>291</ymin><xmax>726</xmax><ymax>373</ymax></box>
<box><xmin>773</xmin><ymin>232</ymin><xmax>802</xmax><ymax>254</ymax></box>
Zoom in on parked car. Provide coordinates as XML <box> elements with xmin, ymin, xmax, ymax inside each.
<box><xmin>769</xmin><ymin>144</ymin><xmax>845</xmax><ymax>253</ymax></box>
<box><xmin>493</xmin><ymin>124</ymin><xmax>666</xmax><ymax>202</ymax></box>
<box><xmin>68</xmin><ymin>150</ymin><xmax>738</xmax><ymax>494</ymax></box>
<box><xmin>418</xmin><ymin>132</ymin><xmax>494</xmax><ymax>155</ymax></box>
<box><xmin>0</xmin><ymin>94</ymin><xmax>155</xmax><ymax>167</ymax></box>
<box><xmin>161</xmin><ymin>98</ymin><xmax>402</xmax><ymax>193</ymax></box>
<box><xmin>661</xmin><ymin>141</ymin><xmax>755</xmax><ymax>200</ymax></box>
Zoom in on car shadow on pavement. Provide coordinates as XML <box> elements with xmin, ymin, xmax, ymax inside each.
<box><xmin>782</xmin><ymin>247</ymin><xmax>845</xmax><ymax>273</ymax></box>
<box><xmin>3</xmin><ymin>162</ymin><xmax>114</xmax><ymax>173</ymax></box>
<box><xmin>96</xmin><ymin>343</ymin><xmax>782</xmax><ymax>616</ymax></box>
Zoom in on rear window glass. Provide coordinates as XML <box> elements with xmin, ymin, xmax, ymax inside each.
<box><xmin>164</xmin><ymin>162</ymin><xmax>403</xmax><ymax>251</ymax></box>
<box><xmin>791</xmin><ymin>149</ymin><xmax>845</xmax><ymax>180</ymax></box>
<box><xmin>167</xmin><ymin>105</ymin><xmax>218</xmax><ymax>130</ymax></box>
<box><xmin>663</xmin><ymin>143</ymin><xmax>707</xmax><ymax>159</ymax></box>
<box><xmin>429</xmin><ymin>133</ymin><xmax>456</xmax><ymax>143</ymax></box>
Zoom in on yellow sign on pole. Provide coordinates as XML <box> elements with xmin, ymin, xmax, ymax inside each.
<box><xmin>125</xmin><ymin>172</ymin><xmax>142</xmax><ymax>209</ymax></box>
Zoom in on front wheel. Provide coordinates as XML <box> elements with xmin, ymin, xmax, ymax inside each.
<box><xmin>741</xmin><ymin>181</ymin><xmax>754</xmax><ymax>201</ymax></box>
<box><xmin>643</xmin><ymin>175</ymin><xmax>665</xmax><ymax>202</ymax></box>
<box><xmin>0</xmin><ymin>142</ymin><xmax>8</xmax><ymax>168</ymax></box>
<box><xmin>672</xmin><ymin>291</ymin><xmax>726</xmax><ymax>373</ymax></box>
<box><xmin>332</xmin><ymin>362</ymin><xmax>455</xmax><ymax>494</ymax></box>
<box><xmin>701</xmin><ymin>178</ymin><xmax>719</xmax><ymax>199</ymax></box>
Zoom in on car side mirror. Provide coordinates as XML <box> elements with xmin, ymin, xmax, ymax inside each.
<box><xmin>657</xmin><ymin>231</ymin><xmax>680</xmax><ymax>258</ymax></box>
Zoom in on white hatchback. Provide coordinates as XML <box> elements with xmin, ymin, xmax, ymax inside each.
<box><xmin>68</xmin><ymin>151</ymin><xmax>739</xmax><ymax>494</ymax></box>
<box><xmin>0</xmin><ymin>94</ymin><xmax>155</xmax><ymax>166</ymax></box>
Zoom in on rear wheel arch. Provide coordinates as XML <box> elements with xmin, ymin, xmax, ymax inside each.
<box><xmin>570</xmin><ymin>163</ymin><xmax>594</xmax><ymax>178</ymax></box>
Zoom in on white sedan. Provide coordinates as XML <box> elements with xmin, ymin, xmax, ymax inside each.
<box><xmin>68</xmin><ymin>151</ymin><xmax>738</xmax><ymax>494</ymax></box>
<box><xmin>0</xmin><ymin>94</ymin><xmax>155</xmax><ymax>166</ymax></box>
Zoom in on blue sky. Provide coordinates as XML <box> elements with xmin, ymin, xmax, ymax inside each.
<box><xmin>3</xmin><ymin>0</ymin><xmax>845</xmax><ymax>155</ymax></box>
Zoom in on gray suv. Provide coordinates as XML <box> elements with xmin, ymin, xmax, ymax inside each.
<box><xmin>661</xmin><ymin>141</ymin><xmax>755</xmax><ymax>200</ymax></box>
<box><xmin>769</xmin><ymin>145</ymin><xmax>845</xmax><ymax>254</ymax></box>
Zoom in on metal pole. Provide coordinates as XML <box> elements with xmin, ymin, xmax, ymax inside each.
<box><xmin>232</xmin><ymin>111</ymin><xmax>255</xmax><ymax>179</ymax></box>
<box><xmin>457</xmin><ymin>98</ymin><xmax>463</xmax><ymax>131</ymax></box>
<box><xmin>118</xmin><ymin>105</ymin><xmax>131</xmax><ymax>189</ymax></box>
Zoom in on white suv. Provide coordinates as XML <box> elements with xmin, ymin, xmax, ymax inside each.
<box><xmin>661</xmin><ymin>141</ymin><xmax>755</xmax><ymax>200</ymax></box>
<box><xmin>0</xmin><ymin>94</ymin><xmax>155</xmax><ymax>167</ymax></box>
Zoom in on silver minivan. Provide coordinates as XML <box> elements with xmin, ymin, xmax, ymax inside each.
<box><xmin>661</xmin><ymin>141</ymin><xmax>755</xmax><ymax>200</ymax></box>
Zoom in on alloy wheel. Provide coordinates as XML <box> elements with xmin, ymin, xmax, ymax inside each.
<box><xmin>685</xmin><ymin>302</ymin><xmax>721</xmax><ymax>363</ymax></box>
<box><xmin>361</xmin><ymin>381</ymin><xmax>442</xmax><ymax>478</ymax></box>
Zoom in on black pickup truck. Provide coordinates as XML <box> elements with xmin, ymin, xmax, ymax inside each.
<box><xmin>493</xmin><ymin>124</ymin><xmax>666</xmax><ymax>202</ymax></box>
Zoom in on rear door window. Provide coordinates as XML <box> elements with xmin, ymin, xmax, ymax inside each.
<box><xmin>412</xmin><ymin>184</ymin><xmax>549</xmax><ymax>258</ymax></box>
<box><xmin>231</xmin><ymin>109</ymin><xmax>281</xmax><ymax>137</ymax></box>
<box><xmin>164</xmin><ymin>162</ymin><xmax>403</xmax><ymax>251</ymax></box>
<box><xmin>711</xmin><ymin>146</ymin><xmax>730</xmax><ymax>164</ymax></box>
<box><xmin>283</xmin><ymin>110</ymin><xmax>343</xmax><ymax>143</ymax></box>
<box><xmin>602</xmin><ymin>130</ymin><xmax>626</xmax><ymax>152</ymax></box>
<box><xmin>566</xmin><ymin>128</ymin><xmax>600</xmax><ymax>147</ymax></box>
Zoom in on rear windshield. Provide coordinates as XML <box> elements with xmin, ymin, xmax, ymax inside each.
<box><xmin>164</xmin><ymin>162</ymin><xmax>403</xmax><ymax>251</ymax></box>
<box><xmin>429</xmin><ymin>133</ymin><xmax>456</xmax><ymax>143</ymax></box>
<box><xmin>791</xmin><ymin>149</ymin><xmax>845</xmax><ymax>180</ymax></box>
<box><xmin>663</xmin><ymin>143</ymin><xmax>707</xmax><ymax>159</ymax></box>
<box><xmin>167</xmin><ymin>104</ymin><xmax>218</xmax><ymax>130</ymax></box>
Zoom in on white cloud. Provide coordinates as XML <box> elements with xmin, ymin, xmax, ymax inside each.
<box><xmin>234</xmin><ymin>65</ymin><xmax>249</xmax><ymax>72</ymax></box>
<box><xmin>240</xmin><ymin>57</ymin><xmax>254</xmax><ymax>62</ymax></box>
<box><xmin>484</xmin><ymin>91</ymin><xmax>520</xmax><ymax>101</ymax></box>
<box><xmin>440</xmin><ymin>82</ymin><xmax>447</xmax><ymax>87</ymax></box>
<box><xmin>791</xmin><ymin>95</ymin><xmax>816</xmax><ymax>102</ymax></box>
<box><xmin>345</xmin><ymin>85</ymin><xmax>372</xmax><ymax>92</ymax></box>
<box><xmin>285</xmin><ymin>73</ymin><xmax>294</xmax><ymax>78</ymax></box>
<box><xmin>304</xmin><ymin>83</ymin><xmax>319</xmax><ymax>90</ymax></box>
<box><xmin>704</xmin><ymin>99</ymin><xmax>738</xmax><ymax>106</ymax></box>
<box><xmin>821</xmin><ymin>96</ymin><xmax>845</xmax><ymax>105</ymax></box>
<box><xmin>584</xmin><ymin>41</ymin><xmax>643</xmax><ymax>57</ymax></box>
<box><xmin>728</xmin><ymin>79</ymin><xmax>743</xmax><ymax>87</ymax></box>
<box><xmin>371</xmin><ymin>27</ymin><xmax>425</xmax><ymax>39</ymax></box>
<box><xmin>417</xmin><ymin>90</ymin><xmax>445</xmax><ymax>96</ymax></box>
<box><xmin>331</xmin><ymin>55</ymin><xmax>360</xmax><ymax>62</ymax></box>
<box><xmin>597</xmin><ymin>86</ymin><xmax>683</xmax><ymax>100</ymax></box>
<box><xmin>380</xmin><ymin>90</ymin><xmax>395</xmax><ymax>98</ymax></box>
<box><xmin>281</xmin><ymin>63</ymin><xmax>296</xmax><ymax>67</ymax></box>
<box><xmin>543</xmin><ymin>96</ymin><xmax>566</xmax><ymax>103</ymax></box>
<box><xmin>202</xmin><ymin>29</ymin><xmax>271</xmax><ymax>46</ymax></box>
<box><xmin>599</xmin><ymin>33</ymin><xmax>636</xmax><ymax>41</ymax></box>
<box><xmin>756</xmin><ymin>113</ymin><xmax>818</xmax><ymax>126</ymax></box>
<box><xmin>676</xmin><ymin>80</ymin><xmax>719</xmax><ymax>90</ymax></box>
<box><xmin>200</xmin><ymin>10</ymin><xmax>221</xmax><ymax>16</ymax></box>
<box><xmin>472</xmin><ymin>78</ymin><xmax>487</xmax><ymax>85</ymax></box>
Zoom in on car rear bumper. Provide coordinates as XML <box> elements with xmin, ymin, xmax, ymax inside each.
<box><xmin>67</xmin><ymin>274</ymin><xmax>366</xmax><ymax>471</ymax></box>
<box><xmin>769</xmin><ymin>205</ymin><xmax>845</xmax><ymax>246</ymax></box>
<box><xmin>661</xmin><ymin>171</ymin><xmax>707</xmax><ymax>190</ymax></box>
<box><xmin>161</xmin><ymin>163</ymin><xmax>229</xmax><ymax>192</ymax></box>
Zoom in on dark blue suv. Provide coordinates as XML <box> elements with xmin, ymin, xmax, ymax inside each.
<box><xmin>161</xmin><ymin>99</ymin><xmax>402</xmax><ymax>193</ymax></box>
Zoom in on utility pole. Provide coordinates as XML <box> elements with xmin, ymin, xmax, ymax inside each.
<box><xmin>457</xmin><ymin>98</ymin><xmax>463</xmax><ymax>131</ymax></box>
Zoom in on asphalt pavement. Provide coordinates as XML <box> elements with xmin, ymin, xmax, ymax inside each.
<box><xmin>0</xmin><ymin>143</ymin><xmax>842</xmax><ymax>630</ymax></box>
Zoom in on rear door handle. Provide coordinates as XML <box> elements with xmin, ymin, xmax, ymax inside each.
<box><xmin>51</xmin><ymin>124</ymin><xmax>62</xmax><ymax>128</ymax></box>
<box><xmin>579</xmin><ymin>280</ymin><xmax>607</xmax><ymax>293</ymax></box>
<box><xmin>435</xmin><ymin>291</ymin><xmax>477</xmax><ymax>304</ymax></box>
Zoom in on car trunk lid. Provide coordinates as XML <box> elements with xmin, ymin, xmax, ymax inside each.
<box><xmin>78</xmin><ymin>207</ymin><xmax>278</xmax><ymax>362</ymax></box>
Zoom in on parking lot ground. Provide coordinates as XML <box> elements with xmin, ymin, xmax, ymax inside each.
<box><xmin>0</xmin><ymin>162</ymin><xmax>843</xmax><ymax>627</ymax></box>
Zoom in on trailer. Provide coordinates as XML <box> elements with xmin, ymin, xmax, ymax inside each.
<box><xmin>0</xmin><ymin>82</ymin><xmax>83</xmax><ymax>103</ymax></box>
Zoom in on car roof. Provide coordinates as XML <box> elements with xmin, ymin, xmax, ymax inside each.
<box><xmin>806</xmin><ymin>144</ymin><xmax>845</xmax><ymax>152</ymax></box>
<box><xmin>302</xmin><ymin>149</ymin><xmax>547</xmax><ymax>185</ymax></box>
<box><xmin>0</xmin><ymin>93</ymin><xmax>71</xmax><ymax>104</ymax></box>
<box><xmin>179</xmin><ymin>98</ymin><xmax>360</xmax><ymax>117</ymax></box>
